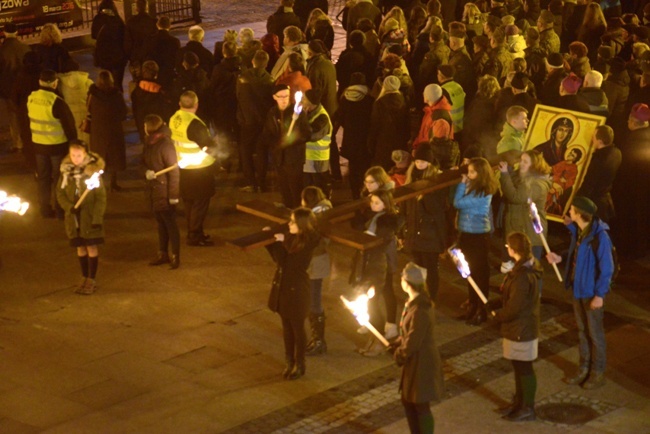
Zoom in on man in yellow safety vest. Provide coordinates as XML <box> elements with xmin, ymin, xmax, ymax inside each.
<box><xmin>167</xmin><ymin>90</ymin><xmax>217</xmax><ymax>246</ymax></box>
<box><xmin>27</xmin><ymin>69</ymin><xmax>78</xmax><ymax>218</ymax></box>
<box><xmin>301</xmin><ymin>88</ymin><xmax>332</xmax><ymax>197</ymax></box>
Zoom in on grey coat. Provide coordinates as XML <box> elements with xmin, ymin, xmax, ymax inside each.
<box><xmin>308</xmin><ymin>199</ymin><xmax>332</xmax><ymax>280</ymax></box>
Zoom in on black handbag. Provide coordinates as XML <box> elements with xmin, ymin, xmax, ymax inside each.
<box><xmin>268</xmin><ymin>266</ymin><xmax>283</xmax><ymax>312</ymax></box>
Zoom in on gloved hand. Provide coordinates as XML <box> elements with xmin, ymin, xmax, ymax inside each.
<box><xmin>70</xmin><ymin>206</ymin><xmax>81</xmax><ymax>215</ymax></box>
<box><xmin>169</xmin><ymin>198</ymin><xmax>179</xmax><ymax>205</ymax></box>
<box><xmin>145</xmin><ymin>170</ymin><xmax>156</xmax><ymax>181</ymax></box>
<box><xmin>91</xmin><ymin>223</ymin><xmax>102</xmax><ymax>230</ymax></box>
<box><xmin>387</xmin><ymin>340</ymin><xmax>400</xmax><ymax>355</ymax></box>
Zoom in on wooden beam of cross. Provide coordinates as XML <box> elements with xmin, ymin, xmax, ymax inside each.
<box><xmin>227</xmin><ymin>169</ymin><xmax>462</xmax><ymax>252</ymax></box>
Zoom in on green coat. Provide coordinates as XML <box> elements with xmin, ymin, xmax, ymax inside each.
<box><xmin>56</xmin><ymin>153</ymin><xmax>107</xmax><ymax>240</ymax></box>
<box><xmin>500</xmin><ymin>171</ymin><xmax>551</xmax><ymax>246</ymax></box>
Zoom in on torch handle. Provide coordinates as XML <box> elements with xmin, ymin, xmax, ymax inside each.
<box><xmin>286</xmin><ymin>118</ymin><xmax>297</xmax><ymax>137</ymax></box>
<box><xmin>364</xmin><ymin>322</ymin><xmax>391</xmax><ymax>347</ymax></box>
<box><xmin>154</xmin><ymin>164</ymin><xmax>179</xmax><ymax>177</ymax></box>
<box><xmin>467</xmin><ymin>276</ymin><xmax>488</xmax><ymax>304</ymax></box>
<box><xmin>539</xmin><ymin>232</ymin><xmax>563</xmax><ymax>282</ymax></box>
<box><xmin>73</xmin><ymin>189</ymin><xmax>91</xmax><ymax>209</ymax></box>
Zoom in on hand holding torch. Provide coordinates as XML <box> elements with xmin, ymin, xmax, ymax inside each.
<box><xmin>286</xmin><ymin>91</ymin><xmax>303</xmax><ymax>137</ymax></box>
<box><xmin>74</xmin><ymin>170</ymin><xmax>104</xmax><ymax>209</ymax></box>
<box><xmin>341</xmin><ymin>287</ymin><xmax>390</xmax><ymax>347</ymax></box>
<box><xmin>529</xmin><ymin>200</ymin><xmax>563</xmax><ymax>282</ymax></box>
<box><xmin>448</xmin><ymin>247</ymin><xmax>495</xmax><ymax>317</ymax></box>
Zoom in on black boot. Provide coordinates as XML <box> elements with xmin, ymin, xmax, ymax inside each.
<box><xmin>468</xmin><ymin>306</ymin><xmax>487</xmax><ymax>326</ymax></box>
<box><xmin>306</xmin><ymin>313</ymin><xmax>318</xmax><ymax>352</ymax></box>
<box><xmin>282</xmin><ymin>357</ymin><xmax>295</xmax><ymax>379</ymax></box>
<box><xmin>306</xmin><ymin>314</ymin><xmax>327</xmax><ymax>356</ymax></box>
<box><xmin>169</xmin><ymin>254</ymin><xmax>180</xmax><ymax>270</ymax></box>
<box><xmin>463</xmin><ymin>303</ymin><xmax>478</xmax><ymax>324</ymax></box>
<box><xmin>287</xmin><ymin>359</ymin><xmax>305</xmax><ymax>380</ymax></box>
<box><xmin>149</xmin><ymin>252</ymin><xmax>170</xmax><ymax>266</ymax></box>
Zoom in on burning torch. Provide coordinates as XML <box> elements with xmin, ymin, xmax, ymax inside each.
<box><xmin>529</xmin><ymin>199</ymin><xmax>563</xmax><ymax>282</ymax></box>
<box><xmin>286</xmin><ymin>91</ymin><xmax>303</xmax><ymax>137</ymax></box>
<box><xmin>341</xmin><ymin>287</ymin><xmax>390</xmax><ymax>347</ymax></box>
<box><xmin>448</xmin><ymin>247</ymin><xmax>495</xmax><ymax>317</ymax></box>
<box><xmin>0</xmin><ymin>191</ymin><xmax>29</xmax><ymax>215</ymax></box>
<box><xmin>153</xmin><ymin>147</ymin><xmax>209</xmax><ymax>177</ymax></box>
<box><xmin>74</xmin><ymin>170</ymin><xmax>104</xmax><ymax>209</ymax></box>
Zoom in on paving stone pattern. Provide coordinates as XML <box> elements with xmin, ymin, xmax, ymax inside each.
<box><xmin>224</xmin><ymin>304</ymin><xmax>629</xmax><ymax>433</ymax></box>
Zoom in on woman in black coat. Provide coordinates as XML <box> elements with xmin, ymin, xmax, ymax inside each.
<box><xmin>391</xmin><ymin>262</ymin><xmax>444</xmax><ymax>434</ymax></box>
<box><xmin>266</xmin><ymin>208</ymin><xmax>320</xmax><ymax>380</ymax></box>
<box><xmin>401</xmin><ymin>144</ymin><xmax>447</xmax><ymax>300</ymax></box>
<box><xmin>88</xmin><ymin>70</ymin><xmax>127</xmax><ymax>191</ymax></box>
<box><xmin>494</xmin><ymin>232</ymin><xmax>542</xmax><ymax>422</ymax></box>
<box><xmin>143</xmin><ymin>115</ymin><xmax>181</xmax><ymax>269</ymax></box>
<box><xmin>91</xmin><ymin>0</ymin><xmax>127</xmax><ymax>92</ymax></box>
<box><xmin>350</xmin><ymin>188</ymin><xmax>400</xmax><ymax>357</ymax></box>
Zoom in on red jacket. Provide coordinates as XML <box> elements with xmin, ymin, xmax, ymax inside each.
<box><xmin>412</xmin><ymin>97</ymin><xmax>453</xmax><ymax>150</ymax></box>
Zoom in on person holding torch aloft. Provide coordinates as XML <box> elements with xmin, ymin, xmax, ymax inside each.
<box><xmin>259</xmin><ymin>84</ymin><xmax>310</xmax><ymax>208</ymax></box>
<box><xmin>56</xmin><ymin>140</ymin><xmax>106</xmax><ymax>295</ymax></box>
<box><xmin>168</xmin><ymin>90</ymin><xmax>217</xmax><ymax>247</ymax></box>
<box><xmin>453</xmin><ymin>157</ymin><xmax>498</xmax><ymax>325</ymax></box>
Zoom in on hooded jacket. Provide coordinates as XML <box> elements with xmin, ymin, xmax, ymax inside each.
<box><xmin>495</xmin><ymin>258</ymin><xmax>542</xmax><ymax>342</ymax></box>
<box><xmin>496</xmin><ymin>122</ymin><xmax>525</xmax><ymax>155</ymax></box>
<box><xmin>578</xmin><ymin>87</ymin><xmax>609</xmax><ymax>117</ymax></box>
<box><xmin>413</xmin><ymin>97</ymin><xmax>453</xmax><ymax>149</ymax></box>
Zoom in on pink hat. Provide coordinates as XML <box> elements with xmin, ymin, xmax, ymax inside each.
<box><xmin>561</xmin><ymin>73</ymin><xmax>582</xmax><ymax>94</ymax></box>
<box><xmin>631</xmin><ymin>103</ymin><xmax>650</xmax><ymax>122</ymax></box>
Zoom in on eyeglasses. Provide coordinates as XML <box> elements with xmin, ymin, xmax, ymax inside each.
<box><xmin>505</xmin><ymin>244</ymin><xmax>510</xmax><ymax>249</ymax></box>
<box><xmin>364</xmin><ymin>179</ymin><xmax>377</xmax><ymax>184</ymax></box>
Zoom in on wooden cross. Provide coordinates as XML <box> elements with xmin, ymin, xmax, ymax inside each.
<box><xmin>227</xmin><ymin>169</ymin><xmax>463</xmax><ymax>251</ymax></box>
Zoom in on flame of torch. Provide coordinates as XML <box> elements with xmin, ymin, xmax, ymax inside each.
<box><xmin>528</xmin><ymin>199</ymin><xmax>563</xmax><ymax>282</ymax></box>
<box><xmin>74</xmin><ymin>170</ymin><xmax>104</xmax><ymax>209</ymax></box>
<box><xmin>154</xmin><ymin>147</ymin><xmax>209</xmax><ymax>177</ymax></box>
<box><xmin>340</xmin><ymin>287</ymin><xmax>390</xmax><ymax>347</ymax></box>
<box><xmin>0</xmin><ymin>191</ymin><xmax>30</xmax><ymax>216</ymax></box>
<box><xmin>448</xmin><ymin>247</ymin><xmax>493</xmax><ymax>316</ymax></box>
<box><xmin>286</xmin><ymin>91</ymin><xmax>303</xmax><ymax>137</ymax></box>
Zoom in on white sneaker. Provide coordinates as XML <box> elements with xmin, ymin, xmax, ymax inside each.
<box><xmin>357</xmin><ymin>325</ymin><xmax>368</xmax><ymax>334</ymax></box>
<box><xmin>384</xmin><ymin>323</ymin><xmax>399</xmax><ymax>340</ymax></box>
<box><xmin>500</xmin><ymin>260</ymin><xmax>515</xmax><ymax>274</ymax></box>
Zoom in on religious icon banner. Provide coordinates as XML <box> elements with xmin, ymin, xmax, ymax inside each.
<box><xmin>523</xmin><ymin>104</ymin><xmax>606</xmax><ymax>223</ymax></box>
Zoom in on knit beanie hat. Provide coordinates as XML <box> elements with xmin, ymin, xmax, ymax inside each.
<box><xmin>383</xmin><ymin>75</ymin><xmax>401</xmax><ymax>92</ymax></box>
<box><xmin>304</xmin><ymin>88</ymin><xmax>322</xmax><ymax>105</ymax></box>
<box><xmin>391</xmin><ymin>150</ymin><xmax>411</xmax><ymax>168</ymax></box>
<box><xmin>438</xmin><ymin>64</ymin><xmax>455</xmax><ymax>79</ymax></box>
<box><xmin>511</xmin><ymin>72</ymin><xmax>528</xmax><ymax>90</ymax></box>
<box><xmin>272</xmin><ymin>84</ymin><xmax>290</xmax><ymax>95</ymax></box>
<box><xmin>561</xmin><ymin>73</ymin><xmax>582</xmax><ymax>94</ymax></box>
<box><xmin>423</xmin><ymin>83</ymin><xmax>442</xmax><ymax>104</ymax></box>
<box><xmin>572</xmin><ymin>196</ymin><xmax>597</xmax><ymax>215</ymax></box>
<box><xmin>402</xmin><ymin>262</ymin><xmax>427</xmax><ymax>285</ymax></box>
<box><xmin>413</xmin><ymin>142</ymin><xmax>435</xmax><ymax>164</ymax></box>
<box><xmin>431</xmin><ymin>119</ymin><xmax>451</xmax><ymax>139</ymax></box>
<box><xmin>546</xmin><ymin>52</ymin><xmax>565</xmax><ymax>68</ymax></box>
<box><xmin>631</xmin><ymin>103</ymin><xmax>650</xmax><ymax>122</ymax></box>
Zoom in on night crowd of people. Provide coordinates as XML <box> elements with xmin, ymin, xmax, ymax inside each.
<box><xmin>1</xmin><ymin>0</ymin><xmax>649</xmax><ymax>431</ymax></box>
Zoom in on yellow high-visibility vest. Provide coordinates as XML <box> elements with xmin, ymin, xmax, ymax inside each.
<box><xmin>27</xmin><ymin>89</ymin><xmax>67</xmax><ymax>145</ymax></box>
<box><xmin>170</xmin><ymin>110</ymin><xmax>215</xmax><ymax>169</ymax></box>
<box><xmin>305</xmin><ymin>105</ymin><xmax>332</xmax><ymax>161</ymax></box>
<box><xmin>442</xmin><ymin>80</ymin><xmax>466</xmax><ymax>132</ymax></box>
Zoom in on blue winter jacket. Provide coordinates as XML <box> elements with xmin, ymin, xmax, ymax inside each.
<box><xmin>564</xmin><ymin>218</ymin><xmax>614</xmax><ymax>299</ymax></box>
<box><xmin>454</xmin><ymin>182</ymin><xmax>492</xmax><ymax>234</ymax></box>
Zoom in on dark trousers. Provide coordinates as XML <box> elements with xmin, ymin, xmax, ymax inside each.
<box><xmin>255</xmin><ymin>142</ymin><xmax>270</xmax><ymax>190</ymax></box>
<box><xmin>402</xmin><ymin>398</ymin><xmax>434</xmax><ymax>434</ymax></box>
<box><xmin>281</xmin><ymin>315</ymin><xmax>307</xmax><ymax>363</ymax></box>
<box><xmin>512</xmin><ymin>360</ymin><xmax>536</xmax><ymax>408</ymax></box>
<box><xmin>184</xmin><ymin>197</ymin><xmax>211</xmax><ymax>241</ymax></box>
<box><xmin>329</xmin><ymin>135</ymin><xmax>342</xmax><ymax>180</ymax></box>
<box><xmin>277</xmin><ymin>164</ymin><xmax>304</xmax><ymax>209</ymax></box>
<box><xmin>457</xmin><ymin>232</ymin><xmax>490</xmax><ymax>307</ymax></box>
<box><xmin>154</xmin><ymin>208</ymin><xmax>180</xmax><ymax>255</ymax></box>
<box><xmin>348</xmin><ymin>158</ymin><xmax>369</xmax><ymax>200</ymax></box>
<box><xmin>412</xmin><ymin>251</ymin><xmax>440</xmax><ymax>301</ymax></box>
<box><xmin>573</xmin><ymin>297</ymin><xmax>607</xmax><ymax>374</ymax></box>
<box><xmin>35</xmin><ymin>152</ymin><xmax>64</xmax><ymax>213</ymax></box>
<box><xmin>108</xmin><ymin>62</ymin><xmax>127</xmax><ymax>93</ymax></box>
<box><xmin>240</xmin><ymin>124</ymin><xmax>263</xmax><ymax>187</ymax></box>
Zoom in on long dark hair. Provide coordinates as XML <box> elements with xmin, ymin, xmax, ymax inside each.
<box><xmin>370</xmin><ymin>189</ymin><xmax>397</xmax><ymax>215</ymax></box>
<box><xmin>287</xmin><ymin>207</ymin><xmax>318</xmax><ymax>253</ymax></box>
<box><xmin>466</xmin><ymin>157</ymin><xmax>498</xmax><ymax>196</ymax></box>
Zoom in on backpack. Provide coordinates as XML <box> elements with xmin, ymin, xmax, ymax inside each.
<box><xmin>590</xmin><ymin>230</ymin><xmax>620</xmax><ymax>285</ymax></box>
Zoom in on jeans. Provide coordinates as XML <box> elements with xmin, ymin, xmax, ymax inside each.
<box><xmin>35</xmin><ymin>152</ymin><xmax>64</xmax><ymax>212</ymax></box>
<box><xmin>154</xmin><ymin>208</ymin><xmax>180</xmax><ymax>255</ymax></box>
<box><xmin>572</xmin><ymin>297</ymin><xmax>607</xmax><ymax>374</ymax></box>
<box><xmin>310</xmin><ymin>279</ymin><xmax>323</xmax><ymax>315</ymax></box>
